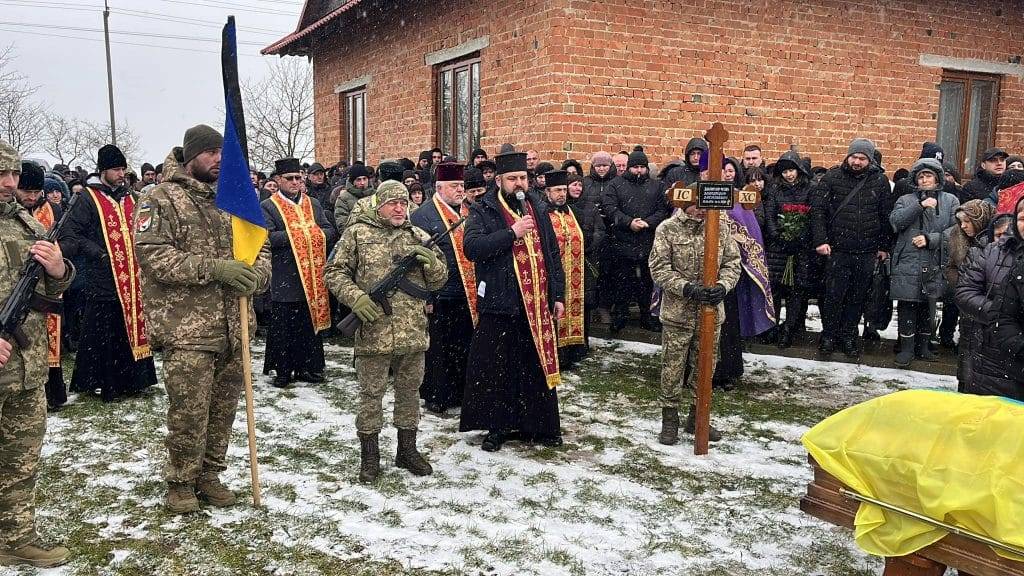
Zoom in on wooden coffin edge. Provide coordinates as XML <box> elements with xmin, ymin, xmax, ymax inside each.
<box><xmin>800</xmin><ymin>454</ymin><xmax>1024</xmax><ymax>576</ymax></box>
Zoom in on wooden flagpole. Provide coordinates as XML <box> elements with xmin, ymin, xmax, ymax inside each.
<box><xmin>693</xmin><ymin>122</ymin><xmax>729</xmax><ymax>456</ymax></box>
<box><xmin>238</xmin><ymin>295</ymin><xmax>262</xmax><ymax>507</ymax></box>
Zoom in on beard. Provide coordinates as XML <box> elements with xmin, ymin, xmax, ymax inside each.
<box><xmin>193</xmin><ymin>165</ymin><xmax>220</xmax><ymax>184</ymax></box>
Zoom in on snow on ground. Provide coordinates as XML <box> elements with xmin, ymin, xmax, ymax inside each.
<box><xmin>2</xmin><ymin>337</ymin><xmax>957</xmax><ymax>576</ymax></box>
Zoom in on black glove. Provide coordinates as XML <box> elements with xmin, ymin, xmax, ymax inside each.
<box><xmin>703</xmin><ymin>284</ymin><xmax>727</xmax><ymax>306</ymax></box>
<box><xmin>683</xmin><ymin>283</ymin><xmax>701</xmax><ymax>301</ymax></box>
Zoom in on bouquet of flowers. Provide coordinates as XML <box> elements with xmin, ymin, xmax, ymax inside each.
<box><xmin>778</xmin><ymin>203</ymin><xmax>811</xmax><ymax>286</ymax></box>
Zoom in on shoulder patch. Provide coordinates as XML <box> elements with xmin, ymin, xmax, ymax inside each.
<box><xmin>136</xmin><ymin>204</ymin><xmax>153</xmax><ymax>232</ymax></box>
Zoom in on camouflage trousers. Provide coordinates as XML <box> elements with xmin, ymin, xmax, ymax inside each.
<box><xmin>354</xmin><ymin>352</ymin><xmax>424</xmax><ymax>434</ymax></box>
<box><xmin>660</xmin><ymin>320</ymin><xmax>721</xmax><ymax>409</ymax></box>
<box><xmin>163</xmin><ymin>347</ymin><xmax>243</xmax><ymax>483</ymax></box>
<box><xmin>0</xmin><ymin>385</ymin><xmax>46</xmax><ymax>549</ymax></box>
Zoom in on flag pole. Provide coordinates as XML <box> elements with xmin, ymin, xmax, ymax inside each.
<box><xmin>239</xmin><ymin>295</ymin><xmax>262</xmax><ymax>507</ymax></box>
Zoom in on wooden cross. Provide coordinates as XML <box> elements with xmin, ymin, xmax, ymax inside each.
<box><xmin>665</xmin><ymin>123</ymin><xmax>760</xmax><ymax>455</ymax></box>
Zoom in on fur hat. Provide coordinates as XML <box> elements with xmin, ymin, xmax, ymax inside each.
<box><xmin>97</xmin><ymin>144</ymin><xmax>128</xmax><ymax>172</ymax></box>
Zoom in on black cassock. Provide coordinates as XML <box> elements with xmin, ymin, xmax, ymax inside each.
<box><xmin>421</xmin><ymin>297</ymin><xmax>473</xmax><ymax>410</ymax></box>
<box><xmin>459</xmin><ymin>311</ymin><xmax>560</xmax><ymax>441</ymax></box>
<box><xmin>70</xmin><ymin>299</ymin><xmax>157</xmax><ymax>402</ymax></box>
<box><xmin>713</xmin><ymin>288</ymin><xmax>744</xmax><ymax>384</ymax></box>
<box><xmin>262</xmin><ymin>301</ymin><xmax>325</xmax><ymax>378</ymax></box>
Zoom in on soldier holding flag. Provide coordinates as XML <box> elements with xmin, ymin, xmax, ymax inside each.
<box><xmin>135</xmin><ymin>125</ymin><xmax>271</xmax><ymax>514</ymax></box>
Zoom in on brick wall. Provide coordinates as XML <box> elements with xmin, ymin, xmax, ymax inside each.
<box><xmin>307</xmin><ymin>0</ymin><xmax>1024</xmax><ymax>175</ymax></box>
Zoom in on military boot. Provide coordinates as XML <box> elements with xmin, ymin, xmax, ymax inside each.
<box><xmin>358</xmin><ymin>432</ymin><xmax>380</xmax><ymax>484</ymax></box>
<box><xmin>0</xmin><ymin>541</ymin><xmax>70</xmax><ymax>568</ymax></box>
<box><xmin>658</xmin><ymin>407</ymin><xmax>679</xmax><ymax>445</ymax></box>
<box><xmin>683</xmin><ymin>404</ymin><xmax>722</xmax><ymax>442</ymax></box>
<box><xmin>196</xmin><ymin>473</ymin><xmax>237</xmax><ymax>507</ymax></box>
<box><xmin>165</xmin><ymin>481</ymin><xmax>200</xmax><ymax>514</ymax></box>
<box><xmin>395</xmin><ymin>428</ymin><xmax>433</xmax><ymax>476</ymax></box>
<box><xmin>915</xmin><ymin>334</ymin><xmax>938</xmax><ymax>362</ymax></box>
<box><xmin>894</xmin><ymin>335</ymin><xmax>915</xmax><ymax>368</ymax></box>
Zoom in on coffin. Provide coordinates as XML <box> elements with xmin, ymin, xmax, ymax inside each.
<box><xmin>800</xmin><ymin>455</ymin><xmax>1024</xmax><ymax>576</ymax></box>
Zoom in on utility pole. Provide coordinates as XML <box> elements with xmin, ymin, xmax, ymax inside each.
<box><xmin>103</xmin><ymin>0</ymin><xmax>117</xmax><ymax>145</ymax></box>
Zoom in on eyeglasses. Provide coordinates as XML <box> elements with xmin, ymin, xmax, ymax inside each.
<box><xmin>281</xmin><ymin>175</ymin><xmax>303</xmax><ymax>182</ymax></box>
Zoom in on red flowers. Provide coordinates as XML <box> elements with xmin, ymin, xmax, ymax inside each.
<box><xmin>781</xmin><ymin>203</ymin><xmax>811</xmax><ymax>215</ymax></box>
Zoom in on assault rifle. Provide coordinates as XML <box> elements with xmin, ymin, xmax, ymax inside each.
<box><xmin>0</xmin><ymin>193</ymin><xmax>79</xmax><ymax>348</ymax></box>
<box><xmin>338</xmin><ymin>216</ymin><xmax>467</xmax><ymax>337</ymax></box>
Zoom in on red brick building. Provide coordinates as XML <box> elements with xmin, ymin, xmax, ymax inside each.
<box><xmin>264</xmin><ymin>0</ymin><xmax>1024</xmax><ymax>177</ymax></box>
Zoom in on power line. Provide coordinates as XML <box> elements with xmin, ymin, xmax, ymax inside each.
<box><xmin>109</xmin><ymin>7</ymin><xmax>289</xmax><ymax>35</ymax></box>
<box><xmin>0</xmin><ymin>25</ymin><xmax>264</xmax><ymax>57</ymax></box>
<box><xmin>0</xmin><ymin>0</ymin><xmax>297</xmax><ymax>30</ymax></box>
<box><xmin>148</xmin><ymin>0</ymin><xmax>299</xmax><ymax>16</ymax></box>
<box><xmin>0</xmin><ymin>21</ymin><xmax>269</xmax><ymax>46</ymax></box>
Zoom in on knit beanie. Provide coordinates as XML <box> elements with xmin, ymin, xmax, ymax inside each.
<box><xmin>591</xmin><ymin>151</ymin><xmax>612</xmax><ymax>166</ymax></box>
<box><xmin>348</xmin><ymin>164</ymin><xmax>371</xmax><ymax>182</ymax></box>
<box><xmin>43</xmin><ymin>177</ymin><xmax>63</xmax><ymax>194</ymax></box>
<box><xmin>141</xmin><ymin>162</ymin><xmax>156</xmax><ymax>175</ymax></box>
<box><xmin>627</xmin><ymin>146</ymin><xmax>649</xmax><ymax>169</ymax></box>
<box><xmin>846</xmin><ymin>138</ymin><xmax>876</xmax><ymax>161</ymax></box>
<box><xmin>463</xmin><ymin>166</ymin><xmax>486</xmax><ymax>189</ymax></box>
<box><xmin>374</xmin><ymin>180</ymin><xmax>410</xmax><ymax>205</ymax></box>
<box><xmin>97</xmin><ymin>144</ymin><xmax>128</xmax><ymax>172</ymax></box>
<box><xmin>919</xmin><ymin>142</ymin><xmax>945</xmax><ymax>162</ymax></box>
<box><xmin>18</xmin><ymin>161</ymin><xmax>44</xmax><ymax>191</ymax></box>
<box><xmin>182</xmin><ymin>124</ymin><xmax>224</xmax><ymax>166</ymax></box>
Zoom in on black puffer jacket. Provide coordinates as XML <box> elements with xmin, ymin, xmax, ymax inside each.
<box><xmin>991</xmin><ymin>233</ymin><xmax>1024</xmax><ymax>397</ymax></box>
<box><xmin>463</xmin><ymin>189</ymin><xmax>565</xmax><ymax>316</ymax></box>
<box><xmin>567</xmin><ymin>193</ymin><xmax>605</xmax><ymax>305</ymax></box>
<box><xmin>959</xmin><ymin>168</ymin><xmax>1001</xmax><ymax>204</ymax></box>
<box><xmin>601</xmin><ymin>172</ymin><xmax>671</xmax><ymax>262</ymax></box>
<box><xmin>956</xmin><ymin>235</ymin><xmax>1020</xmax><ymax>398</ymax></box>
<box><xmin>660</xmin><ymin>137</ymin><xmax>708</xmax><ymax>186</ymax></box>
<box><xmin>810</xmin><ymin>163</ymin><xmax>895</xmax><ymax>254</ymax></box>
<box><xmin>763</xmin><ymin>177</ymin><xmax>819</xmax><ymax>287</ymax></box>
<box><xmin>583</xmin><ymin>164</ymin><xmax>617</xmax><ymax>206</ymax></box>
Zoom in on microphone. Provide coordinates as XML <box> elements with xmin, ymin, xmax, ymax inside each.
<box><xmin>514</xmin><ymin>190</ymin><xmax>526</xmax><ymax>217</ymax></box>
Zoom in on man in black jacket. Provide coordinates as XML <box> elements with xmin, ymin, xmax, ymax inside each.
<box><xmin>960</xmin><ymin>148</ymin><xmax>1007</xmax><ymax>203</ymax></box>
<box><xmin>811</xmin><ymin>138</ymin><xmax>895</xmax><ymax>358</ymax></box>
<box><xmin>601</xmin><ymin>147</ymin><xmax>671</xmax><ymax>332</ymax></box>
<box><xmin>460</xmin><ymin>150</ymin><xmax>565</xmax><ymax>452</ymax></box>
<box><xmin>661</xmin><ymin>137</ymin><xmax>708</xmax><ymax>186</ymax></box>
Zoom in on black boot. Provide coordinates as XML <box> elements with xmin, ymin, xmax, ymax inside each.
<box><xmin>840</xmin><ymin>336</ymin><xmax>860</xmax><ymax>360</ymax></box>
<box><xmin>272</xmin><ymin>373</ymin><xmax>292</xmax><ymax>389</ymax></box>
<box><xmin>358</xmin><ymin>432</ymin><xmax>380</xmax><ymax>484</ymax></box>
<box><xmin>915</xmin><ymin>334</ymin><xmax>938</xmax><ymax>362</ymax></box>
<box><xmin>658</xmin><ymin>407</ymin><xmax>679</xmax><ymax>445</ymax></box>
<box><xmin>481</xmin><ymin>431</ymin><xmax>506</xmax><ymax>452</ymax></box>
<box><xmin>683</xmin><ymin>404</ymin><xmax>722</xmax><ymax>442</ymax></box>
<box><xmin>818</xmin><ymin>335</ymin><xmax>835</xmax><ymax>356</ymax></box>
<box><xmin>395</xmin><ymin>429</ymin><xmax>432</xmax><ymax>476</ymax></box>
<box><xmin>777</xmin><ymin>324</ymin><xmax>794</xmax><ymax>349</ymax></box>
<box><xmin>894</xmin><ymin>335</ymin><xmax>915</xmax><ymax>368</ymax></box>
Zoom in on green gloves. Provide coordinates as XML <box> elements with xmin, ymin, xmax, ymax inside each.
<box><xmin>353</xmin><ymin>293</ymin><xmax>383</xmax><ymax>323</ymax></box>
<box><xmin>211</xmin><ymin>259</ymin><xmax>259</xmax><ymax>295</ymax></box>
<box><xmin>411</xmin><ymin>245</ymin><xmax>440</xmax><ymax>270</ymax></box>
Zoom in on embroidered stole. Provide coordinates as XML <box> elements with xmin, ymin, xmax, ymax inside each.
<box><xmin>87</xmin><ymin>189</ymin><xmax>150</xmax><ymax>360</ymax></box>
<box><xmin>431</xmin><ymin>193</ymin><xmax>478</xmax><ymax>325</ymax></box>
<box><xmin>497</xmin><ymin>194</ymin><xmax>561</xmax><ymax>389</ymax></box>
<box><xmin>548</xmin><ymin>208</ymin><xmax>585</xmax><ymax>347</ymax></box>
<box><xmin>269</xmin><ymin>193</ymin><xmax>331</xmax><ymax>332</ymax></box>
<box><xmin>33</xmin><ymin>202</ymin><xmax>61</xmax><ymax>368</ymax></box>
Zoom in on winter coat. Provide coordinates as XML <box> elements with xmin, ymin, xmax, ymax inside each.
<box><xmin>601</xmin><ymin>173</ymin><xmax>671</xmax><ymax>262</ymax></box>
<box><xmin>992</xmin><ymin>234</ymin><xmax>1024</xmax><ymax>395</ymax></box>
<box><xmin>261</xmin><ymin>192</ymin><xmax>336</xmax><ymax>303</ymax></box>
<box><xmin>943</xmin><ymin>200</ymin><xmax>995</xmax><ymax>290</ymax></box>
<box><xmin>58</xmin><ymin>181</ymin><xmax>134</xmax><ymax>301</ymax></box>
<box><xmin>649</xmin><ymin>211</ymin><xmax>742</xmax><ymax>327</ymax></box>
<box><xmin>463</xmin><ymin>189</ymin><xmax>565</xmax><ymax>317</ymax></box>
<box><xmin>306</xmin><ymin>180</ymin><xmax>335</xmax><ymax>215</ymax></box>
<box><xmin>763</xmin><ymin>176</ymin><xmax>819</xmax><ymax>287</ymax></box>
<box><xmin>959</xmin><ymin>167</ymin><xmax>1001</xmax><ymax>204</ymax></box>
<box><xmin>568</xmin><ymin>193</ymin><xmax>605</xmax><ymax>305</ymax></box>
<box><xmin>333</xmin><ymin>182</ymin><xmax>375</xmax><ymax>234</ymax></box>
<box><xmin>134</xmin><ymin>170</ymin><xmax>271</xmax><ymax>352</ymax></box>
<box><xmin>810</xmin><ymin>163</ymin><xmax>895</xmax><ymax>254</ymax></box>
<box><xmin>660</xmin><ymin>137</ymin><xmax>708</xmax><ymax>186</ymax></box>
<box><xmin>958</xmin><ymin>235</ymin><xmax>1021</xmax><ymax>398</ymax></box>
<box><xmin>409</xmin><ymin>198</ymin><xmax>470</xmax><ymax>301</ymax></box>
<box><xmin>324</xmin><ymin>198</ymin><xmax>447</xmax><ymax>357</ymax></box>
<box><xmin>582</xmin><ymin>164</ymin><xmax>617</xmax><ymax>206</ymax></box>
<box><xmin>889</xmin><ymin>188</ymin><xmax>959</xmax><ymax>302</ymax></box>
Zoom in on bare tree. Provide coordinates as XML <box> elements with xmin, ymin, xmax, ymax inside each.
<box><xmin>0</xmin><ymin>45</ymin><xmax>46</xmax><ymax>155</ymax></box>
<box><xmin>242</xmin><ymin>58</ymin><xmax>315</xmax><ymax>170</ymax></box>
<box><xmin>41</xmin><ymin>114</ymin><xmax>93</xmax><ymax>168</ymax></box>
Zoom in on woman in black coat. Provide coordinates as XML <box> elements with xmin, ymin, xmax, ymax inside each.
<box><xmin>762</xmin><ymin>151</ymin><xmax>820</xmax><ymax>348</ymax></box>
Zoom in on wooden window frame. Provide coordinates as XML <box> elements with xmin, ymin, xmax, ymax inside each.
<box><xmin>341</xmin><ymin>88</ymin><xmax>366</xmax><ymax>165</ymax></box>
<box><xmin>937</xmin><ymin>70</ymin><xmax>1001</xmax><ymax>176</ymax></box>
<box><xmin>435</xmin><ymin>55</ymin><xmax>481</xmax><ymax>162</ymax></box>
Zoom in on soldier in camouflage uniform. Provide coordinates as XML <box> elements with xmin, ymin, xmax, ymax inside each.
<box><xmin>0</xmin><ymin>139</ymin><xmax>76</xmax><ymax>567</ymax></box>
<box><xmin>134</xmin><ymin>126</ymin><xmax>271</xmax><ymax>514</ymax></box>
<box><xmin>649</xmin><ymin>205</ymin><xmax>741</xmax><ymax>445</ymax></box>
<box><xmin>325</xmin><ymin>181</ymin><xmax>447</xmax><ymax>483</ymax></box>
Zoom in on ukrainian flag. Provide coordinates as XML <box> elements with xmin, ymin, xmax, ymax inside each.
<box><xmin>216</xmin><ymin>16</ymin><xmax>266</xmax><ymax>265</ymax></box>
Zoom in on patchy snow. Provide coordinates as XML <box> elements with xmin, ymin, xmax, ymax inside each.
<box><xmin>0</xmin><ymin>337</ymin><xmax>945</xmax><ymax>575</ymax></box>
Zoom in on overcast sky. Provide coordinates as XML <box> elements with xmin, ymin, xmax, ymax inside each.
<box><xmin>3</xmin><ymin>0</ymin><xmax>304</xmax><ymax>165</ymax></box>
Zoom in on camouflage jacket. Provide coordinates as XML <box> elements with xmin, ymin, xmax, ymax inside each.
<box><xmin>0</xmin><ymin>201</ymin><xmax>75</xmax><ymax>392</ymax></box>
<box><xmin>325</xmin><ymin>198</ymin><xmax>447</xmax><ymax>356</ymax></box>
<box><xmin>649</xmin><ymin>211</ymin><xmax>741</xmax><ymax>328</ymax></box>
<box><xmin>133</xmin><ymin>169</ymin><xmax>271</xmax><ymax>353</ymax></box>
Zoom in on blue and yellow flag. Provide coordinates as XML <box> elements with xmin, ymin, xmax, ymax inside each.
<box><xmin>216</xmin><ymin>16</ymin><xmax>266</xmax><ymax>265</ymax></box>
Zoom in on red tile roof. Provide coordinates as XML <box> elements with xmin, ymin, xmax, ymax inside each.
<box><xmin>262</xmin><ymin>0</ymin><xmax>365</xmax><ymax>57</ymax></box>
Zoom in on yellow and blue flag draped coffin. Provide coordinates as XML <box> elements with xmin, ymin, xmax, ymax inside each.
<box><xmin>802</xmin><ymin>390</ymin><xmax>1024</xmax><ymax>562</ymax></box>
